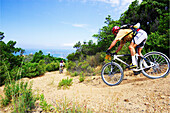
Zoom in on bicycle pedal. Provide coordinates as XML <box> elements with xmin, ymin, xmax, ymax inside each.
<box><xmin>126</xmin><ymin>66</ymin><xmax>131</xmax><ymax>69</ymax></box>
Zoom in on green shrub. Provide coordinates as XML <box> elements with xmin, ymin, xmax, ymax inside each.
<box><xmin>58</xmin><ymin>77</ymin><xmax>73</xmax><ymax>89</ymax></box>
<box><xmin>86</xmin><ymin>56</ymin><xmax>96</xmax><ymax>67</ymax></box>
<box><xmin>21</xmin><ymin>62</ymin><xmax>40</xmax><ymax>78</ymax></box>
<box><xmin>67</xmin><ymin>61</ymin><xmax>76</xmax><ymax>70</ymax></box>
<box><xmin>1</xmin><ymin>81</ymin><xmax>36</xmax><ymax>112</ymax></box>
<box><xmin>70</xmin><ymin>71</ymin><xmax>78</xmax><ymax>77</ymax></box>
<box><xmin>40</xmin><ymin>94</ymin><xmax>52</xmax><ymax>112</ymax></box>
<box><xmin>87</xmin><ymin>66</ymin><xmax>94</xmax><ymax>73</ymax></box>
<box><xmin>81</xmin><ymin>63</ymin><xmax>89</xmax><ymax>70</ymax></box>
<box><xmin>86</xmin><ymin>52</ymin><xmax>105</xmax><ymax>67</ymax></box>
<box><xmin>79</xmin><ymin>74</ymin><xmax>85</xmax><ymax>82</ymax></box>
<box><xmin>45</xmin><ymin>62</ymin><xmax>59</xmax><ymax>72</ymax></box>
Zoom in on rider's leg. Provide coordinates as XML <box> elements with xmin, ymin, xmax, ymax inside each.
<box><xmin>130</xmin><ymin>29</ymin><xmax>147</xmax><ymax>68</ymax></box>
<box><xmin>138</xmin><ymin>47</ymin><xmax>143</xmax><ymax>56</ymax></box>
<box><xmin>129</xmin><ymin>42</ymin><xmax>138</xmax><ymax>68</ymax></box>
<box><xmin>137</xmin><ymin>44</ymin><xmax>149</xmax><ymax>68</ymax></box>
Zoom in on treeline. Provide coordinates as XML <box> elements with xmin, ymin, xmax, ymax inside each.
<box><xmin>94</xmin><ymin>0</ymin><xmax>169</xmax><ymax>55</ymax></box>
<box><xmin>0</xmin><ymin>32</ymin><xmax>65</xmax><ymax>86</ymax></box>
<box><xmin>66</xmin><ymin>0</ymin><xmax>169</xmax><ymax>74</ymax></box>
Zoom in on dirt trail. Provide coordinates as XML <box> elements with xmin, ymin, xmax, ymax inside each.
<box><xmin>0</xmin><ymin>69</ymin><xmax>170</xmax><ymax>112</ymax></box>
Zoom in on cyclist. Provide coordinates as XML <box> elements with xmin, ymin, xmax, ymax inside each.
<box><xmin>106</xmin><ymin>23</ymin><xmax>148</xmax><ymax>68</ymax></box>
<box><xmin>60</xmin><ymin>60</ymin><xmax>64</xmax><ymax>70</ymax></box>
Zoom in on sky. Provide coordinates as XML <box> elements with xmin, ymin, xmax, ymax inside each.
<box><xmin>0</xmin><ymin>0</ymin><xmax>142</xmax><ymax>50</ymax></box>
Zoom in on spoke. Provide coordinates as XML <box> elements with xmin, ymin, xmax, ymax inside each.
<box><xmin>157</xmin><ymin>56</ymin><xmax>163</xmax><ymax>63</ymax></box>
<box><xmin>159</xmin><ymin>61</ymin><xmax>167</xmax><ymax>65</ymax></box>
<box><xmin>153</xmin><ymin>55</ymin><xmax>157</xmax><ymax>62</ymax></box>
<box><xmin>156</xmin><ymin>55</ymin><xmax>160</xmax><ymax>61</ymax></box>
<box><xmin>147</xmin><ymin>56</ymin><xmax>152</xmax><ymax>62</ymax></box>
<box><xmin>150</xmin><ymin>55</ymin><xmax>154</xmax><ymax>62</ymax></box>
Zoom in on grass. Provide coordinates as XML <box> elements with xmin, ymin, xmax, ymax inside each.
<box><xmin>39</xmin><ymin>94</ymin><xmax>52</xmax><ymax>112</ymax></box>
<box><xmin>58</xmin><ymin>77</ymin><xmax>73</xmax><ymax>89</ymax></box>
<box><xmin>52</xmin><ymin>97</ymin><xmax>93</xmax><ymax>113</ymax></box>
<box><xmin>0</xmin><ymin>80</ymin><xmax>36</xmax><ymax>112</ymax></box>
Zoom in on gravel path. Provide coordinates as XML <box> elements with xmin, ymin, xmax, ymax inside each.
<box><xmin>0</xmin><ymin>69</ymin><xmax>170</xmax><ymax>112</ymax></box>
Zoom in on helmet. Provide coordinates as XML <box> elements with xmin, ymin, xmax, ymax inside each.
<box><xmin>112</xmin><ymin>26</ymin><xmax>120</xmax><ymax>35</ymax></box>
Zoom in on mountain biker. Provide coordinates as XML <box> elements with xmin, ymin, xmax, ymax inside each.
<box><xmin>106</xmin><ymin>23</ymin><xmax>148</xmax><ymax>68</ymax></box>
<box><xmin>60</xmin><ymin>60</ymin><xmax>64</xmax><ymax>70</ymax></box>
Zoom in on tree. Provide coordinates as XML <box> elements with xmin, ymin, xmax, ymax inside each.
<box><xmin>0</xmin><ymin>32</ymin><xmax>25</xmax><ymax>85</ymax></box>
<box><xmin>31</xmin><ymin>50</ymin><xmax>45</xmax><ymax>63</ymax></box>
<box><xmin>120</xmin><ymin>0</ymin><xmax>169</xmax><ymax>34</ymax></box>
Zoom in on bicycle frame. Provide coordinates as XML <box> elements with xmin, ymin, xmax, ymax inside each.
<box><xmin>112</xmin><ymin>54</ymin><xmax>131</xmax><ymax>66</ymax></box>
<box><xmin>112</xmin><ymin>54</ymin><xmax>154</xmax><ymax>71</ymax></box>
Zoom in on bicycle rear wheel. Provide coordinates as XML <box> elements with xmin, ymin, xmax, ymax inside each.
<box><xmin>101</xmin><ymin>62</ymin><xmax>124</xmax><ymax>86</ymax></box>
<box><xmin>140</xmin><ymin>52</ymin><xmax>170</xmax><ymax>79</ymax></box>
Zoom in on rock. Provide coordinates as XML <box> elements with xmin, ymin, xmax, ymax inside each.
<box><xmin>144</xmin><ymin>102</ymin><xmax>149</xmax><ymax>106</ymax></box>
<box><xmin>160</xmin><ymin>95</ymin><xmax>166</xmax><ymax>99</ymax></box>
<box><xmin>124</xmin><ymin>99</ymin><xmax>129</xmax><ymax>102</ymax></box>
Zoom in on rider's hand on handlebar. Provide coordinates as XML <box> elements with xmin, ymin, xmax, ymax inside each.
<box><xmin>112</xmin><ymin>52</ymin><xmax>117</xmax><ymax>55</ymax></box>
<box><xmin>106</xmin><ymin>49</ymin><xmax>111</xmax><ymax>55</ymax></box>
<box><xmin>106</xmin><ymin>49</ymin><xmax>117</xmax><ymax>56</ymax></box>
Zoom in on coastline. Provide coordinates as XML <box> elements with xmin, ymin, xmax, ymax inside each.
<box><xmin>15</xmin><ymin>48</ymin><xmax>76</xmax><ymax>59</ymax></box>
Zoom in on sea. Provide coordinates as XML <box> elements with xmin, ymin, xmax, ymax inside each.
<box><xmin>17</xmin><ymin>48</ymin><xmax>76</xmax><ymax>59</ymax></box>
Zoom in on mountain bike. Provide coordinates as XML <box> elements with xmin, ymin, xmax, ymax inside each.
<box><xmin>101</xmin><ymin>51</ymin><xmax>170</xmax><ymax>86</ymax></box>
<box><xmin>59</xmin><ymin>66</ymin><xmax>63</xmax><ymax>74</ymax></box>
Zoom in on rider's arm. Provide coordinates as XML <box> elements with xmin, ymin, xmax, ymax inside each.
<box><xmin>115</xmin><ymin>40</ymin><xmax>125</xmax><ymax>53</ymax></box>
<box><xmin>108</xmin><ymin>39</ymin><xmax>118</xmax><ymax>50</ymax></box>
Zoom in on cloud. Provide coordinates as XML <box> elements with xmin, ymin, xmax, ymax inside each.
<box><xmin>72</xmin><ymin>24</ymin><xmax>88</xmax><ymax>28</ymax></box>
<box><xmin>63</xmin><ymin>43</ymin><xmax>75</xmax><ymax>47</ymax></box>
<box><xmin>93</xmin><ymin>0</ymin><xmax>119</xmax><ymax>7</ymax></box>
<box><xmin>61</xmin><ymin>21</ymin><xmax>88</xmax><ymax>28</ymax></box>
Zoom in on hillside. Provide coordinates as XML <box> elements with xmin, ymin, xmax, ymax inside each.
<box><xmin>0</xmin><ymin>69</ymin><xmax>169</xmax><ymax>112</ymax></box>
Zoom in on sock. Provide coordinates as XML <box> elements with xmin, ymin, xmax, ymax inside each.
<box><xmin>132</xmin><ymin>56</ymin><xmax>137</xmax><ymax>66</ymax></box>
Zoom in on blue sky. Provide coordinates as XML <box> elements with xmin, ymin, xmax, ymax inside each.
<box><xmin>0</xmin><ymin>0</ymin><xmax>142</xmax><ymax>50</ymax></box>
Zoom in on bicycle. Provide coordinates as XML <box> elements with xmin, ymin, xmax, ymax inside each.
<box><xmin>101</xmin><ymin>51</ymin><xmax>170</xmax><ymax>86</ymax></box>
<box><xmin>59</xmin><ymin>66</ymin><xmax>63</xmax><ymax>74</ymax></box>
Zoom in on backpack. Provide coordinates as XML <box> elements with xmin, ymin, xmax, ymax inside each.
<box><xmin>120</xmin><ymin>23</ymin><xmax>140</xmax><ymax>37</ymax></box>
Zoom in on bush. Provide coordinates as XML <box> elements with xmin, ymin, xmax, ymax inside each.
<box><xmin>70</xmin><ymin>71</ymin><xmax>78</xmax><ymax>77</ymax></box>
<box><xmin>1</xmin><ymin>81</ymin><xmax>36</xmax><ymax>112</ymax></box>
<box><xmin>67</xmin><ymin>52</ymin><xmax>105</xmax><ymax>76</ymax></box>
<box><xmin>58</xmin><ymin>77</ymin><xmax>73</xmax><ymax>89</ymax></box>
<box><xmin>38</xmin><ymin>60</ymin><xmax>46</xmax><ymax>75</ymax></box>
<box><xmin>79</xmin><ymin>74</ymin><xmax>85</xmax><ymax>82</ymax></box>
<box><xmin>39</xmin><ymin>94</ymin><xmax>52</xmax><ymax>112</ymax></box>
<box><xmin>45</xmin><ymin>61</ymin><xmax>59</xmax><ymax>72</ymax></box>
<box><xmin>67</xmin><ymin>61</ymin><xmax>76</xmax><ymax>71</ymax></box>
<box><xmin>21</xmin><ymin>62</ymin><xmax>40</xmax><ymax>78</ymax></box>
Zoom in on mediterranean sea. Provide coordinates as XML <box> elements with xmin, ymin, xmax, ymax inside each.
<box><xmin>21</xmin><ymin>48</ymin><xmax>76</xmax><ymax>59</ymax></box>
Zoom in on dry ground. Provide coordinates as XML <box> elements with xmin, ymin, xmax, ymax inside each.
<box><xmin>0</xmin><ymin>69</ymin><xmax>170</xmax><ymax>113</ymax></box>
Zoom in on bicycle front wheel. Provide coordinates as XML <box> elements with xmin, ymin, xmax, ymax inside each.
<box><xmin>101</xmin><ymin>62</ymin><xmax>124</xmax><ymax>86</ymax></box>
<box><xmin>140</xmin><ymin>52</ymin><xmax>170</xmax><ymax>79</ymax></box>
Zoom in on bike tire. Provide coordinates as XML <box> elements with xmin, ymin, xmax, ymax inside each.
<box><xmin>101</xmin><ymin>62</ymin><xmax>124</xmax><ymax>86</ymax></box>
<box><xmin>140</xmin><ymin>51</ymin><xmax>170</xmax><ymax>79</ymax></box>
<box><xmin>59</xmin><ymin>68</ymin><xmax>62</xmax><ymax>74</ymax></box>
